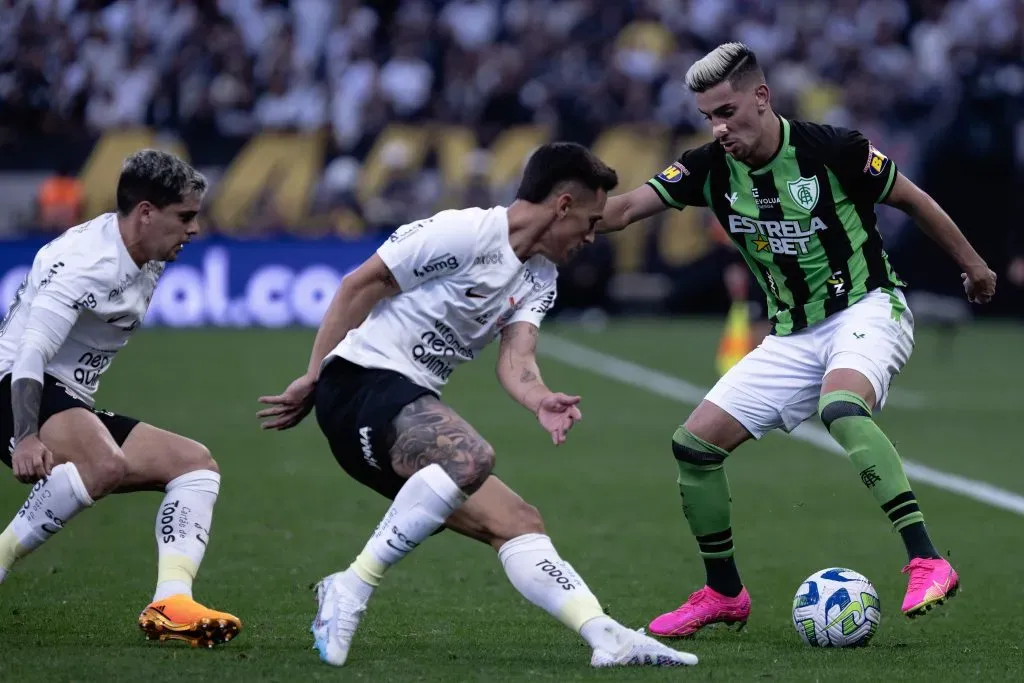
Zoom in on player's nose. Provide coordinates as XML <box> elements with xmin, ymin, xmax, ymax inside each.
<box><xmin>713</xmin><ymin>124</ymin><xmax>728</xmax><ymax>140</ymax></box>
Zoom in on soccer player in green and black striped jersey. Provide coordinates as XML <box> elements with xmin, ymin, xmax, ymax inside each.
<box><xmin>598</xmin><ymin>42</ymin><xmax>997</xmax><ymax>638</ymax></box>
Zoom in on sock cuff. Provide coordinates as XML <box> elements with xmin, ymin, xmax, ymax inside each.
<box><xmin>414</xmin><ymin>463</ymin><xmax>468</xmax><ymax>507</ymax></box>
<box><xmin>57</xmin><ymin>463</ymin><xmax>94</xmax><ymax>507</ymax></box>
<box><xmin>818</xmin><ymin>390</ymin><xmax>871</xmax><ymax>415</ymax></box>
<box><xmin>166</xmin><ymin>469</ymin><xmax>221</xmax><ymax>496</ymax></box>
<box><xmin>497</xmin><ymin>533</ymin><xmax>553</xmax><ymax>564</ymax></box>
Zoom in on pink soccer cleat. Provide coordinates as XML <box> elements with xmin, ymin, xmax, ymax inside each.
<box><xmin>901</xmin><ymin>557</ymin><xmax>959</xmax><ymax>617</ymax></box>
<box><xmin>648</xmin><ymin>586</ymin><xmax>751</xmax><ymax>638</ymax></box>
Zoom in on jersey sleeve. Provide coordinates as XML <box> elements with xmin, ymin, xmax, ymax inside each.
<box><xmin>644</xmin><ymin>144</ymin><xmax>713</xmax><ymax>209</ymax></box>
<box><xmin>376</xmin><ymin>214</ymin><xmax>477</xmax><ymax>292</ymax></box>
<box><xmin>504</xmin><ymin>272</ymin><xmax>557</xmax><ymax>329</ymax></box>
<box><xmin>830</xmin><ymin>129</ymin><xmax>898</xmax><ymax>204</ymax></box>
<box><xmin>29</xmin><ymin>255</ymin><xmax>115</xmax><ymax>324</ymax></box>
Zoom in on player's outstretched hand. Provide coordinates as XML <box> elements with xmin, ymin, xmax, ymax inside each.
<box><xmin>536</xmin><ymin>392</ymin><xmax>583</xmax><ymax>446</ymax></box>
<box><xmin>258</xmin><ymin>374</ymin><xmax>317</xmax><ymax>430</ymax></box>
<box><xmin>962</xmin><ymin>264</ymin><xmax>997</xmax><ymax>304</ymax></box>
<box><xmin>11</xmin><ymin>435</ymin><xmax>53</xmax><ymax>484</ymax></box>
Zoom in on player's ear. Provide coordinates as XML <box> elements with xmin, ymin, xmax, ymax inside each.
<box><xmin>755</xmin><ymin>84</ymin><xmax>770</xmax><ymax>112</ymax></box>
<box><xmin>556</xmin><ymin>192</ymin><xmax>573</xmax><ymax>219</ymax></box>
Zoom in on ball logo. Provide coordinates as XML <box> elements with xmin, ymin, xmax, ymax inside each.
<box><xmin>656</xmin><ymin>162</ymin><xmax>688</xmax><ymax>184</ymax></box>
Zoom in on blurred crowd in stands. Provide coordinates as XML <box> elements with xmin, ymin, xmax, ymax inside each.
<box><xmin>1</xmin><ymin>0</ymin><xmax>1022</xmax><ymax>297</ymax></box>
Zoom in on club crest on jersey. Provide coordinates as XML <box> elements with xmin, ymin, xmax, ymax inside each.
<box><xmin>656</xmin><ymin>162</ymin><xmax>688</xmax><ymax>184</ymax></box>
<box><xmin>787</xmin><ymin>176</ymin><xmax>819</xmax><ymax>212</ymax></box>
<box><xmin>865</xmin><ymin>144</ymin><xmax>889</xmax><ymax>176</ymax></box>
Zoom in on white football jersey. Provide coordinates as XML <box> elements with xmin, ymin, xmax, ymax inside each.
<box><xmin>330</xmin><ymin>206</ymin><xmax>558</xmax><ymax>394</ymax></box>
<box><xmin>0</xmin><ymin>213</ymin><xmax>163</xmax><ymax>405</ymax></box>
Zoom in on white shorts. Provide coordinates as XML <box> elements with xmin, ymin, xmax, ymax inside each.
<box><xmin>705</xmin><ymin>289</ymin><xmax>914</xmax><ymax>439</ymax></box>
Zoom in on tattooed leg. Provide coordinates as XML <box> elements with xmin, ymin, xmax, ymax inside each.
<box><xmin>388</xmin><ymin>396</ymin><xmax>496</xmax><ymax>494</ymax></box>
<box><xmin>319</xmin><ymin>400</ymin><xmax>476</xmax><ymax>642</ymax></box>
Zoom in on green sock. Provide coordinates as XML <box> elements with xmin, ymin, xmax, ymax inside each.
<box><xmin>672</xmin><ymin>427</ymin><xmax>742</xmax><ymax>596</ymax></box>
<box><xmin>819</xmin><ymin>391</ymin><xmax>940</xmax><ymax>560</ymax></box>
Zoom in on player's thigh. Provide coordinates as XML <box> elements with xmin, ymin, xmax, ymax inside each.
<box><xmin>115</xmin><ymin>422</ymin><xmax>216</xmax><ymax>493</ymax></box>
<box><xmin>443</xmin><ymin>475</ymin><xmax>543</xmax><ymax>550</ymax></box>
<box><xmin>39</xmin><ymin>408</ymin><xmax>127</xmax><ymax>492</ymax></box>
<box><xmin>825</xmin><ymin>289</ymin><xmax>914</xmax><ymax>411</ymax></box>
<box><xmin>389</xmin><ymin>395</ymin><xmax>495</xmax><ymax>491</ymax></box>
<box><xmin>702</xmin><ymin>333</ymin><xmax>823</xmax><ymax>440</ymax></box>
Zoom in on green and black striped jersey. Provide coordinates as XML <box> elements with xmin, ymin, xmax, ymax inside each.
<box><xmin>647</xmin><ymin>116</ymin><xmax>904</xmax><ymax>336</ymax></box>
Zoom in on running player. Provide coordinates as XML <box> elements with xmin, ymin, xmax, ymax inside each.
<box><xmin>0</xmin><ymin>150</ymin><xmax>241</xmax><ymax>648</ymax></box>
<box><xmin>597</xmin><ymin>43</ymin><xmax>997</xmax><ymax>637</ymax></box>
<box><xmin>258</xmin><ymin>142</ymin><xmax>698</xmax><ymax>669</ymax></box>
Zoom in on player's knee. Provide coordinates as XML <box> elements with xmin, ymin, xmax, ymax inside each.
<box><xmin>190</xmin><ymin>443</ymin><xmax>218</xmax><ymax>474</ymax></box>
<box><xmin>88</xmin><ymin>451</ymin><xmax>128</xmax><ymax>498</ymax></box>
<box><xmin>487</xmin><ymin>500</ymin><xmax>545</xmax><ymax>551</ymax></box>
<box><xmin>672</xmin><ymin>426</ymin><xmax>727</xmax><ymax>468</ymax></box>
<box><xmin>459</xmin><ymin>440</ymin><xmax>496</xmax><ymax>494</ymax></box>
<box><xmin>818</xmin><ymin>392</ymin><xmax>871</xmax><ymax>431</ymax></box>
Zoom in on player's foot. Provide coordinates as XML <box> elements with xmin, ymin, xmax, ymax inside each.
<box><xmin>590</xmin><ymin>626</ymin><xmax>698</xmax><ymax>668</ymax></box>
<box><xmin>648</xmin><ymin>585</ymin><xmax>750</xmax><ymax>637</ymax></box>
<box><xmin>901</xmin><ymin>557</ymin><xmax>959</xmax><ymax>617</ymax></box>
<box><xmin>138</xmin><ymin>594</ymin><xmax>241</xmax><ymax>648</ymax></box>
<box><xmin>311</xmin><ymin>572</ymin><xmax>367</xmax><ymax>666</ymax></box>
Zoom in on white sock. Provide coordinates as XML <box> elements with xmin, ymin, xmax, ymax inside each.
<box><xmin>346</xmin><ymin>464</ymin><xmax>467</xmax><ymax>601</ymax></box>
<box><xmin>0</xmin><ymin>463</ymin><xmax>93</xmax><ymax>578</ymax></box>
<box><xmin>498</xmin><ymin>533</ymin><xmax>622</xmax><ymax>651</ymax></box>
<box><xmin>152</xmin><ymin>469</ymin><xmax>220</xmax><ymax>602</ymax></box>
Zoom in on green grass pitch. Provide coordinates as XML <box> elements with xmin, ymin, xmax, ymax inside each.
<box><xmin>1</xmin><ymin>319</ymin><xmax>1023</xmax><ymax>682</ymax></box>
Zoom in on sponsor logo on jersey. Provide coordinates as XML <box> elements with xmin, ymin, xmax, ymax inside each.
<box><xmin>410</xmin><ymin>319</ymin><xmax>474</xmax><ymax>381</ymax></box>
<box><xmin>38</xmin><ymin>261</ymin><xmax>65</xmax><ymax>290</ymax></box>
<box><xmin>865</xmin><ymin>144</ymin><xmax>889</xmax><ymax>176</ymax></box>
<box><xmin>751</xmin><ymin>187</ymin><xmax>780</xmax><ymax>209</ymax></box>
<box><xmin>359</xmin><ymin>426</ymin><xmax>380</xmax><ymax>470</ymax></box>
<box><xmin>530</xmin><ymin>290</ymin><xmax>556</xmax><ymax>314</ymax></box>
<box><xmin>787</xmin><ymin>176</ymin><xmax>819</xmax><ymax>211</ymax></box>
<box><xmin>108</xmin><ymin>272</ymin><xmax>134</xmax><ymax>301</ymax></box>
<box><xmin>73</xmin><ymin>293</ymin><xmax>97</xmax><ymax>310</ymax></box>
<box><xmin>473</xmin><ymin>251</ymin><xmax>504</xmax><ymax>266</ymax></box>
<box><xmin>413</xmin><ymin>254</ymin><xmax>459</xmax><ymax>279</ymax></box>
<box><xmin>388</xmin><ymin>218</ymin><xmax>432</xmax><ymax>244</ymax></box>
<box><xmin>728</xmin><ymin>214</ymin><xmax>829</xmax><ymax>256</ymax></box>
<box><xmin>656</xmin><ymin>162</ymin><xmax>688</xmax><ymax>184</ymax></box>
<box><xmin>465</xmin><ymin>285</ymin><xmax>487</xmax><ymax>299</ymax></box>
<box><xmin>106</xmin><ymin>314</ymin><xmax>139</xmax><ymax>332</ymax></box>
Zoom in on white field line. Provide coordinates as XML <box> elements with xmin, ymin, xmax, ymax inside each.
<box><xmin>540</xmin><ymin>336</ymin><xmax>1024</xmax><ymax>517</ymax></box>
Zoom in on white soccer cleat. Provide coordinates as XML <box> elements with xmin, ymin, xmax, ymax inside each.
<box><xmin>311</xmin><ymin>572</ymin><xmax>367</xmax><ymax>666</ymax></box>
<box><xmin>590</xmin><ymin>626</ymin><xmax>699</xmax><ymax>668</ymax></box>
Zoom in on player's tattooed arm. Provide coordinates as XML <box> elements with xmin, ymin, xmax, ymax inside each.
<box><xmin>389</xmin><ymin>397</ymin><xmax>494</xmax><ymax>493</ymax></box>
<box><xmin>11</xmin><ymin>377</ymin><xmax>43</xmax><ymax>443</ymax></box>
<box><xmin>497</xmin><ymin>322</ymin><xmax>550</xmax><ymax>414</ymax></box>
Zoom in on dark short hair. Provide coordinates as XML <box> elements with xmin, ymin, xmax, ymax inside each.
<box><xmin>515</xmin><ymin>142</ymin><xmax>618</xmax><ymax>203</ymax></box>
<box><xmin>685</xmin><ymin>42</ymin><xmax>764</xmax><ymax>93</ymax></box>
<box><xmin>116</xmin><ymin>149</ymin><xmax>208</xmax><ymax>215</ymax></box>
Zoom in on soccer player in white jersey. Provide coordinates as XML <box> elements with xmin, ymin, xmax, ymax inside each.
<box><xmin>0</xmin><ymin>150</ymin><xmax>241</xmax><ymax>648</ymax></box>
<box><xmin>258</xmin><ymin>142</ymin><xmax>699</xmax><ymax>669</ymax></box>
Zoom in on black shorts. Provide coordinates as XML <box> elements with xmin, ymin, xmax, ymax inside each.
<box><xmin>0</xmin><ymin>373</ymin><xmax>140</xmax><ymax>468</ymax></box>
<box><xmin>314</xmin><ymin>357</ymin><xmax>437</xmax><ymax>500</ymax></box>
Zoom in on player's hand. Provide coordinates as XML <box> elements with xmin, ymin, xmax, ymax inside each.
<box><xmin>961</xmin><ymin>264</ymin><xmax>997</xmax><ymax>304</ymax></box>
<box><xmin>11</xmin><ymin>434</ymin><xmax>54</xmax><ymax>484</ymax></box>
<box><xmin>535</xmin><ymin>392</ymin><xmax>583</xmax><ymax>446</ymax></box>
<box><xmin>258</xmin><ymin>374</ymin><xmax>317</xmax><ymax>430</ymax></box>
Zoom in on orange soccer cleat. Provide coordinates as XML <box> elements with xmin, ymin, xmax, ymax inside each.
<box><xmin>138</xmin><ymin>594</ymin><xmax>242</xmax><ymax>648</ymax></box>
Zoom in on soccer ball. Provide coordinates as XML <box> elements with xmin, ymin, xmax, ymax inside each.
<box><xmin>792</xmin><ymin>567</ymin><xmax>881</xmax><ymax>648</ymax></box>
